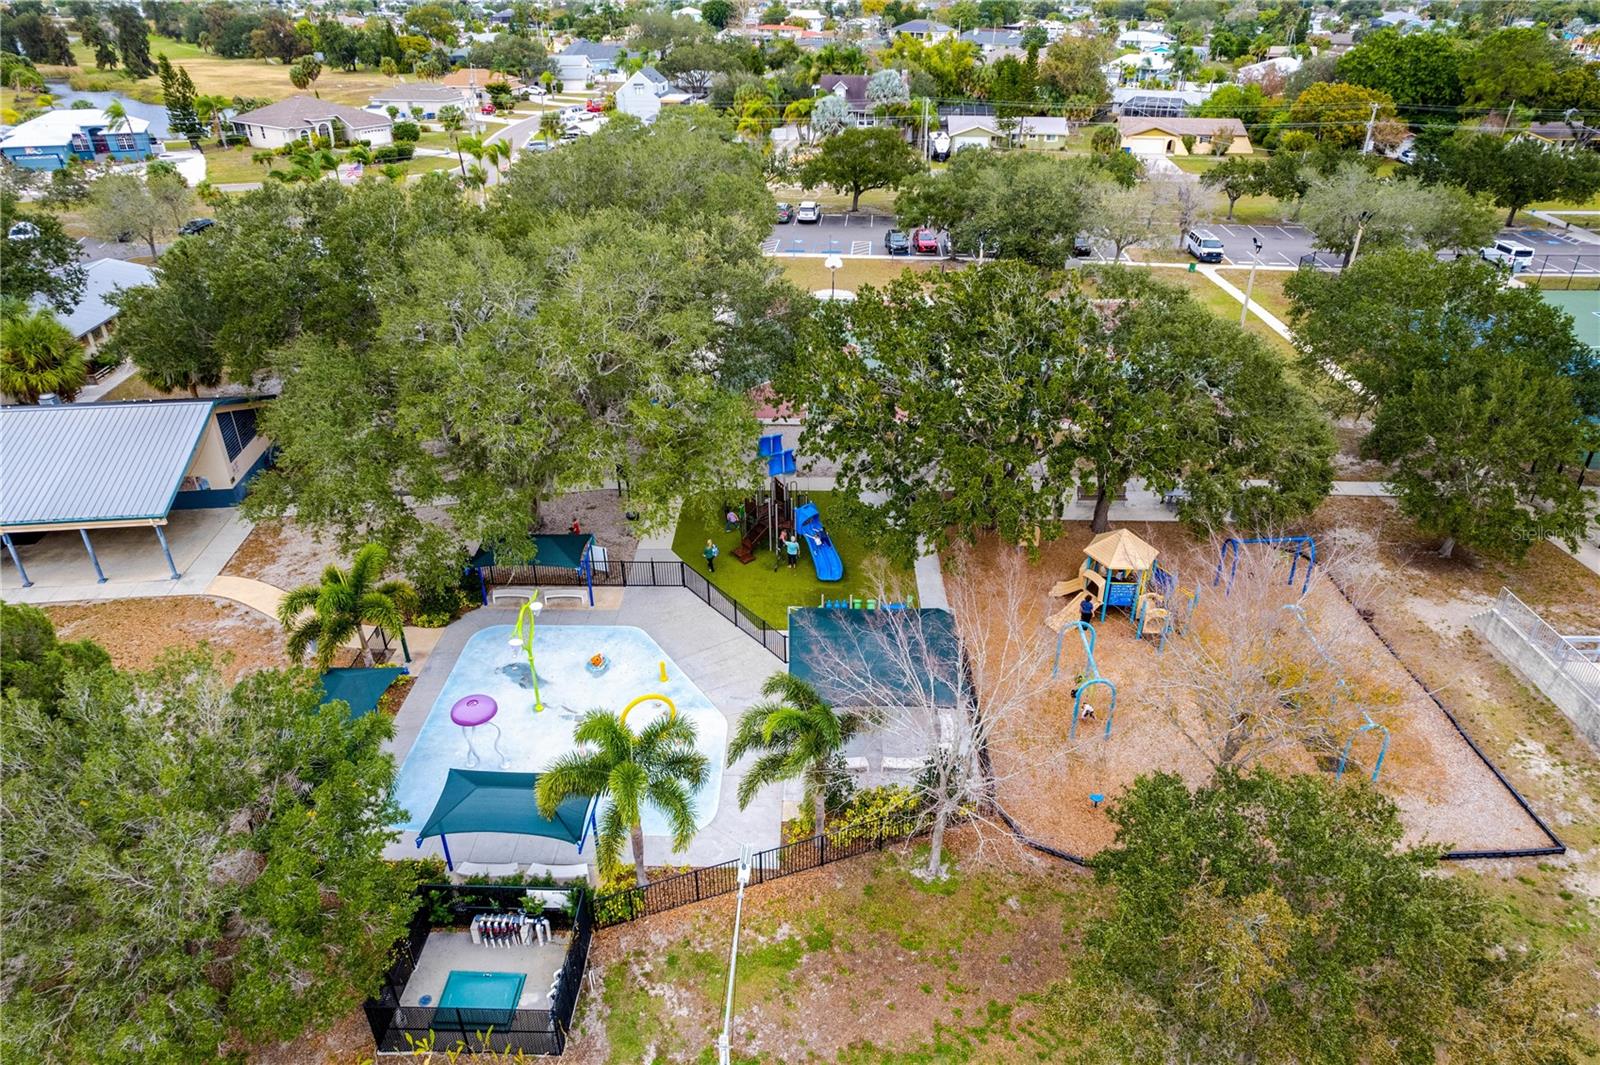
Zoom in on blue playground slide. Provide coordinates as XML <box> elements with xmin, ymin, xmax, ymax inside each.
<box><xmin>793</xmin><ymin>502</ymin><xmax>843</xmax><ymax>582</ymax></box>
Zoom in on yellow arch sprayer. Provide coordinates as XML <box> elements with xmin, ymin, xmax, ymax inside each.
<box><xmin>620</xmin><ymin>693</ymin><xmax>677</xmax><ymax>726</ymax></box>
<box><xmin>507</xmin><ymin>597</ymin><xmax>545</xmax><ymax>713</ymax></box>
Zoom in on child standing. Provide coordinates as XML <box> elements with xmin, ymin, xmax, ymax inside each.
<box><xmin>785</xmin><ymin>533</ymin><xmax>800</xmax><ymax>570</ymax></box>
<box><xmin>704</xmin><ymin>539</ymin><xmax>719</xmax><ymax>572</ymax></box>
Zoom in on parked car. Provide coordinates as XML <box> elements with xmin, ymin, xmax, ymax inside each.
<box><xmin>929</xmin><ymin>131</ymin><xmax>951</xmax><ymax>161</ymax></box>
<box><xmin>1073</xmin><ymin>233</ymin><xmax>1094</xmax><ymax>258</ymax></box>
<box><xmin>524</xmin><ymin>138</ymin><xmax>555</xmax><ymax>152</ymax></box>
<box><xmin>884</xmin><ymin>228</ymin><xmax>911</xmax><ymax>255</ymax></box>
<box><xmin>585</xmin><ymin>98</ymin><xmax>606</xmax><ymax>113</ymax></box>
<box><xmin>796</xmin><ymin>200</ymin><xmax>822</xmax><ymax>223</ymax></box>
<box><xmin>912</xmin><ymin>227</ymin><xmax>940</xmax><ymax>254</ymax></box>
<box><xmin>1184</xmin><ymin>229</ymin><xmax>1225</xmax><ymax>263</ymax></box>
<box><xmin>1480</xmin><ymin>238</ymin><xmax>1535</xmax><ymax>273</ymax></box>
<box><xmin>528</xmin><ymin>84</ymin><xmax>548</xmax><ymax>96</ymax></box>
<box><xmin>480</xmin><ymin>104</ymin><xmax>497</xmax><ymax>115</ymax></box>
<box><xmin>6</xmin><ymin>220</ymin><xmax>40</xmax><ymax>240</ymax></box>
<box><xmin>776</xmin><ymin>202</ymin><xmax>794</xmax><ymax>223</ymax></box>
<box><xmin>178</xmin><ymin>218</ymin><xmax>216</xmax><ymax>236</ymax></box>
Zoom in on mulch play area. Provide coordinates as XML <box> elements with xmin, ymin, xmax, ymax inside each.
<box><xmin>965</xmin><ymin>522</ymin><xmax>1560</xmax><ymax>861</ymax></box>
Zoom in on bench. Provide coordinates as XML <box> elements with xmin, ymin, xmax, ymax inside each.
<box><xmin>489</xmin><ymin>587</ymin><xmax>588</xmax><ymax>607</ymax></box>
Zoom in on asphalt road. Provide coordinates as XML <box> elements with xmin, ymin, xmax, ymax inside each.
<box><xmin>766</xmin><ymin>211</ymin><xmax>1600</xmax><ymax>275</ymax></box>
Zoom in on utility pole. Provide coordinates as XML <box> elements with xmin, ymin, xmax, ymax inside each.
<box><xmin>1240</xmin><ymin>237</ymin><xmax>1263</xmax><ymax>327</ymax></box>
<box><xmin>922</xmin><ymin>97</ymin><xmax>930</xmax><ymax>161</ymax></box>
<box><xmin>715</xmin><ymin>846</ymin><xmax>753</xmax><ymax>1065</ymax></box>
<box><xmin>1361</xmin><ymin>101</ymin><xmax>1378</xmax><ymax>154</ymax></box>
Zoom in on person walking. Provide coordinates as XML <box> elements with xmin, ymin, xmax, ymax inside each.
<box><xmin>785</xmin><ymin>532</ymin><xmax>800</xmax><ymax>570</ymax></box>
<box><xmin>724</xmin><ymin>505</ymin><xmax>739</xmax><ymax>532</ymax></box>
<box><xmin>703</xmin><ymin>539</ymin><xmax>719</xmax><ymax>572</ymax></box>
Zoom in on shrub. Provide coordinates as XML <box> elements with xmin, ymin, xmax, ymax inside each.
<box><xmin>370</xmin><ymin>143</ymin><xmax>415</xmax><ymax>163</ymax></box>
<box><xmin>829</xmin><ymin>784</ymin><xmax>925</xmax><ymax>835</ymax></box>
<box><xmin>392</xmin><ymin>120</ymin><xmax>421</xmax><ymax>143</ymax></box>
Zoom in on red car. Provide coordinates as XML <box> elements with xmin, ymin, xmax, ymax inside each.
<box><xmin>585</xmin><ymin>97</ymin><xmax>606</xmax><ymax>113</ymax></box>
<box><xmin>912</xmin><ymin>228</ymin><xmax>940</xmax><ymax>254</ymax></box>
<box><xmin>479</xmin><ymin>104</ymin><xmax>497</xmax><ymax>115</ymax></box>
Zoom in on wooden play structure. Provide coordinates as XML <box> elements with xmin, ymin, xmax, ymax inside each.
<box><xmin>1047</xmin><ymin>529</ymin><xmax>1197</xmax><ymax>648</ymax></box>
<box><xmin>731</xmin><ymin>477</ymin><xmax>795</xmax><ymax>564</ymax></box>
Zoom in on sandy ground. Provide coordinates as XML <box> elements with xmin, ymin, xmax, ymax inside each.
<box><xmin>45</xmin><ymin>596</ymin><xmax>292</xmax><ymax>682</ymax></box>
<box><xmin>222</xmin><ymin>520</ymin><xmax>344</xmax><ymax>591</ymax></box>
<box><xmin>534</xmin><ymin>489</ymin><xmax>642</xmax><ymax>561</ymax></box>
<box><xmin>970</xmin><ymin>516</ymin><xmax>1561</xmax><ymax>860</ymax></box>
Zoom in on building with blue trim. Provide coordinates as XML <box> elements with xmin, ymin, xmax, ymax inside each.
<box><xmin>0</xmin><ymin>108</ymin><xmax>157</xmax><ymax>171</ymax></box>
<box><xmin>0</xmin><ymin>398</ymin><xmax>271</xmax><ymax>587</ymax></box>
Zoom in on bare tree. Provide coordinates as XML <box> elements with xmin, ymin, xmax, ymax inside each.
<box><xmin>792</xmin><ymin>544</ymin><xmax>1075</xmax><ymax>879</ymax></box>
<box><xmin>1150</xmin><ymin>534</ymin><xmax>1399</xmax><ymax>773</ymax></box>
<box><xmin>1148</xmin><ymin>173</ymin><xmax>1217</xmax><ymax>249</ymax></box>
<box><xmin>1092</xmin><ymin>183</ymin><xmax>1163</xmax><ymax>263</ymax></box>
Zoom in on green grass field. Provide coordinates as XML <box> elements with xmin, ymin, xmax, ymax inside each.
<box><xmin>777</xmin><ymin>255</ymin><xmax>944</xmax><ymax>294</ymax></box>
<box><xmin>672</xmin><ymin>491</ymin><xmax>915</xmax><ymax>629</ymax></box>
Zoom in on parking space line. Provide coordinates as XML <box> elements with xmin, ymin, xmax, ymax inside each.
<box><xmin>851</xmin><ymin>240</ymin><xmax>872</xmax><ymax>255</ymax></box>
<box><xmin>1273</xmin><ymin>226</ymin><xmax>1294</xmax><ymax>238</ymax></box>
<box><xmin>760</xmin><ymin>239</ymin><xmax>779</xmax><ymax>254</ymax></box>
<box><xmin>1276</xmin><ymin>253</ymin><xmax>1297</xmax><ymax>266</ymax></box>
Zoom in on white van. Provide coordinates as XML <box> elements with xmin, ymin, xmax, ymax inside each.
<box><xmin>1479</xmin><ymin>239</ymin><xmax>1536</xmax><ymax>273</ymax></box>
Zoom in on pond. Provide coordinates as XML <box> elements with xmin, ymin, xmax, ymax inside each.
<box><xmin>42</xmin><ymin>82</ymin><xmax>172</xmax><ymax>140</ymax></box>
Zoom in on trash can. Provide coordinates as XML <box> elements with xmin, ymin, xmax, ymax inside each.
<box><xmin>1187</xmin><ymin>262</ymin><xmax>1197</xmax><ymax>273</ymax></box>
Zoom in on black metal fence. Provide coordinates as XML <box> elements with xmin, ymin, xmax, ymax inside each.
<box><xmin>364</xmin><ymin>883</ymin><xmax>594</xmax><ymax>1056</ymax></box>
<box><xmin>593</xmin><ymin>812</ymin><xmax>923</xmax><ymax>928</ymax></box>
<box><xmin>483</xmin><ymin>558</ymin><xmax>790</xmax><ymax>661</ymax></box>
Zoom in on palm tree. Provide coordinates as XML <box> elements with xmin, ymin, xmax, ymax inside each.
<box><xmin>539</xmin><ymin>108</ymin><xmax>562</xmax><ymax>143</ymax></box>
<box><xmin>463</xmin><ymin>162</ymin><xmax>487</xmax><ymax>203</ymax></box>
<box><xmin>455</xmin><ymin>133</ymin><xmax>483</xmax><ymax>179</ymax></box>
<box><xmin>728</xmin><ymin>674</ymin><xmax>856</xmax><ymax>833</ymax></box>
<box><xmin>195</xmin><ymin>94</ymin><xmax>231</xmax><ymax>143</ymax></box>
<box><xmin>0</xmin><ymin>309</ymin><xmax>87</xmax><ymax>404</ymax></box>
<box><xmin>102</xmin><ymin>99</ymin><xmax>128</xmax><ymax>134</ymax></box>
<box><xmin>277</xmin><ymin>543</ymin><xmax>415</xmax><ymax>670</ymax></box>
<box><xmin>537</xmin><ymin>710</ymin><xmax>708</xmax><ymax>888</ymax></box>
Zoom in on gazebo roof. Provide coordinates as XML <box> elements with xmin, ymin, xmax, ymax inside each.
<box><xmin>1084</xmin><ymin>529</ymin><xmax>1160</xmax><ymax>571</ymax></box>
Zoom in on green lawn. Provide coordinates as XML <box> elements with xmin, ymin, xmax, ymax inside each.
<box><xmin>672</xmin><ymin>491</ymin><xmax>915</xmax><ymax>629</ymax></box>
<box><xmin>777</xmin><ymin>255</ymin><xmax>945</xmax><ymax>294</ymax></box>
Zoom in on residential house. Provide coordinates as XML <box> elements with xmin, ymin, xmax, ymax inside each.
<box><xmin>1117</xmin><ymin>115</ymin><xmax>1251</xmax><ymax>155</ymax></box>
<box><xmin>555</xmin><ymin>40</ymin><xmax>625</xmax><ymax>90</ymax></box>
<box><xmin>818</xmin><ymin>71</ymin><xmax>910</xmax><ymax>128</ymax></box>
<box><xmin>1116</xmin><ymin>28</ymin><xmax>1174</xmax><ymax>50</ymax></box>
<box><xmin>1236</xmin><ymin>55</ymin><xmax>1302</xmax><ymax>84</ymax></box>
<box><xmin>0</xmin><ymin>109</ymin><xmax>157</xmax><ymax>171</ymax></box>
<box><xmin>788</xmin><ymin>7</ymin><xmax>828</xmax><ymax>31</ymax></box>
<box><xmin>1106</xmin><ymin>50</ymin><xmax>1173</xmax><ymax>84</ymax></box>
<box><xmin>1113</xmin><ymin>85</ymin><xmax>1215</xmax><ymax>117</ymax></box>
<box><xmin>889</xmin><ymin>18</ymin><xmax>954</xmax><ymax>41</ymax></box>
<box><xmin>441</xmin><ymin>67</ymin><xmax>524</xmax><ymax>106</ymax></box>
<box><xmin>959</xmin><ymin>28</ymin><xmax>1024</xmax><ymax>57</ymax></box>
<box><xmin>233</xmin><ymin>96</ymin><xmax>394</xmax><ymax>148</ymax></box>
<box><xmin>946</xmin><ymin>113</ymin><xmax>1071</xmax><ymax>151</ymax></box>
<box><xmin>366</xmin><ymin>84</ymin><xmax>468</xmax><ymax>119</ymax></box>
<box><xmin>1517</xmin><ymin>120</ymin><xmax>1599</xmax><ymax>151</ymax></box>
<box><xmin>615</xmin><ymin>66</ymin><xmax>671</xmax><ymax>122</ymax></box>
<box><xmin>489</xmin><ymin>7</ymin><xmax>515</xmax><ymax>25</ymax></box>
<box><xmin>1372</xmin><ymin>10</ymin><xmax>1428</xmax><ymax>31</ymax></box>
<box><xmin>672</xmin><ymin>5</ymin><xmax>703</xmax><ymax>19</ymax></box>
<box><xmin>27</xmin><ymin>258</ymin><xmax>154</xmax><ymax>358</ymax></box>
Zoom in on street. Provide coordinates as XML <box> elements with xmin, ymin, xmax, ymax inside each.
<box><xmin>766</xmin><ymin>211</ymin><xmax>1600</xmax><ymax>275</ymax></box>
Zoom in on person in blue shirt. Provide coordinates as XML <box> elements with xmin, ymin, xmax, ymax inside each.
<box><xmin>784</xmin><ymin>531</ymin><xmax>800</xmax><ymax>570</ymax></box>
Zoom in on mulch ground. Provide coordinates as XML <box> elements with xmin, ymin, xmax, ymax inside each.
<box><xmin>966</xmin><ymin>513</ymin><xmax>1561</xmax><ymax>860</ymax></box>
<box><xmin>45</xmin><ymin>596</ymin><xmax>293</xmax><ymax>682</ymax></box>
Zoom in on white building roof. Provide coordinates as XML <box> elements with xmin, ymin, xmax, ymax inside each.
<box><xmin>0</xmin><ymin>108</ymin><xmax>151</xmax><ymax>149</ymax></box>
<box><xmin>28</xmin><ymin>258</ymin><xmax>155</xmax><ymax>339</ymax></box>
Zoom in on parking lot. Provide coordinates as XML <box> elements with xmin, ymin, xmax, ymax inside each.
<box><xmin>764</xmin><ymin>212</ymin><xmax>1600</xmax><ymax>276</ymax></box>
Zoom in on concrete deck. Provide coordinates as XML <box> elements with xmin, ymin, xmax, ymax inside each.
<box><xmin>402</xmin><ymin>930</ymin><xmax>569</xmax><ymax>1009</ymax></box>
<box><xmin>385</xmin><ymin>587</ymin><xmax>783</xmax><ymax>871</ymax></box>
<box><xmin>1</xmin><ymin>508</ymin><xmax>253</xmax><ymax>604</ymax></box>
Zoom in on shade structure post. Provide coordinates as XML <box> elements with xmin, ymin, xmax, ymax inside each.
<box><xmin>79</xmin><ymin>529</ymin><xmax>107</xmax><ymax>583</ymax></box>
<box><xmin>153</xmin><ymin>523</ymin><xmax>181</xmax><ymax>580</ymax></box>
<box><xmin>2</xmin><ymin>533</ymin><xmax>32</xmax><ymax>587</ymax></box>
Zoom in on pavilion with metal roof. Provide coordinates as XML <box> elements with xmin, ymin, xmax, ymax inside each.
<box><xmin>0</xmin><ymin>400</ymin><xmax>218</xmax><ymax>586</ymax></box>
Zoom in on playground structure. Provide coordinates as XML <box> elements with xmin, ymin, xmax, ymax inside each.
<box><xmin>1047</xmin><ymin>529</ymin><xmax>1196</xmax><ymax>649</ymax></box>
<box><xmin>1210</xmin><ymin>534</ymin><xmax>1388</xmax><ymax>781</ymax></box>
<box><xmin>794</xmin><ymin>501</ymin><xmax>843</xmax><ymax>582</ymax></box>
<box><xmin>1050</xmin><ymin>619</ymin><xmax>1117</xmax><ymax>739</ymax></box>
<box><xmin>730</xmin><ymin>475</ymin><xmax>795</xmax><ymax>565</ymax></box>
<box><xmin>1214</xmin><ymin>535</ymin><xmax>1316</xmax><ymax>596</ymax></box>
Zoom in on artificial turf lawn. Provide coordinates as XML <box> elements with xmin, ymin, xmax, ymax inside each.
<box><xmin>672</xmin><ymin>491</ymin><xmax>915</xmax><ymax>629</ymax></box>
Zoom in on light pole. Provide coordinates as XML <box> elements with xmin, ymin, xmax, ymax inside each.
<box><xmin>715</xmin><ymin>845</ymin><xmax>753</xmax><ymax>1065</ymax></box>
<box><xmin>824</xmin><ymin>252</ymin><xmax>843</xmax><ymax>300</ymax></box>
<box><xmin>1240</xmin><ymin>236</ymin><xmax>1263</xmax><ymax>328</ymax></box>
<box><xmin>1346</xmin><ymin>210</ymin><xmax>1375</xmax><ymax>268</ymax></box>
<box><xmin>508</xmin><ymin>597</ymin><xmax>545</xmax><ymax>713</ymax></box>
